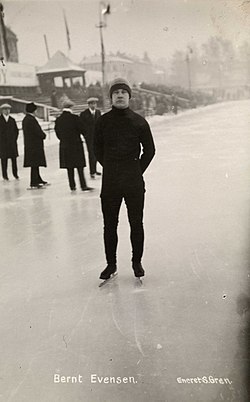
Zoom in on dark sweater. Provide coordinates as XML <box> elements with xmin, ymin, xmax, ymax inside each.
<box><xmin>94</xmin><ymin>106</ymin><xmax>155</xmax><ymax>173</ymax></box>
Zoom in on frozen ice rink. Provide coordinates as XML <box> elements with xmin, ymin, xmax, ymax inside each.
<box><xmin>1</xmin><ymin>101</ymin><xmax>250</xmax><ymax>402</ymax></box>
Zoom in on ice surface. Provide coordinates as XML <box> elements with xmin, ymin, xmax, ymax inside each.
<box><xmin>0</xmin><ymin>101</ymin><xmax>250</xmax><ymax>401</ymax></box>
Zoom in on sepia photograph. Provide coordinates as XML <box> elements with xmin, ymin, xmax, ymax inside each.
<box><xmin>0</xmin><ymin>0</ymin><xmax>249</xmax><ymax>401</ymax></box>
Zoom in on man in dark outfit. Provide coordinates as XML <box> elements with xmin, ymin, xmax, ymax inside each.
<box><xmin>55</xmin><ymin>100</ymin><xmax>93</xmax><ymax>192</ymax></box>
<box><xmin>94</xmin><ymin>77</ymin><xmax>155</xmax><ymax>280</ymax></box>
<box><xmin>22</xmin><ymin>102</ymin><xmax>49</xmax><ymax>189</ymax></box>
<box><xmin>79</xmin><ymin>97</ymin><xmax>101</xmax><ymax>179</ymax></box>
<box><xmin>0</xmin><ymin>103</ymin><xmax>19</xmax><ymax>180</ymax></box>
<box><xmin>50</xmin><ymin>89</ymin><xmax>58</xmax><ymax>108</ymax></box>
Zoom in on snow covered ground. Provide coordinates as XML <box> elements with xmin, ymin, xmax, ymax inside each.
<box><xmin>0</xmin><ymin>100</ymin><xmax>250</xmax><ymax>402</ymax></box>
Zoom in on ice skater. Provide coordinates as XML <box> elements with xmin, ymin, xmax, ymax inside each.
<box><xmin>22</xmin><ymin>102</ymin><xmax>49</xmax><ymax>189</ymax></box>
<box><xmin>55</xmin><ymin>100</ymin><xmax>93</xmax><ymax>192</ymax></box>
<box><xmin>79</xmin><ymin>97</ymin><xmax>102</xmax><ymax>179</ymax></box>
<box><xmin>94</xmin><ymin>77</ymin><xmax>155</xmax><ymax>281</ymax></box>
<box><xmin>0</xmin><ymin>103</ymin><xmax>19</xmax><ymax>181</ymax></box>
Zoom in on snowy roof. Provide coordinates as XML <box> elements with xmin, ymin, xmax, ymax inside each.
<box><xmin>37</xmin><ymin>51</ymin><xmax>85</xmax><ymax>74</ymax></box>
<box><xmin>81</xmin><ymin>55</ymin><xmax>133</xmax><ymax>65</ymax></box>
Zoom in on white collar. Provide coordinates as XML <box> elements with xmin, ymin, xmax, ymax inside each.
<box><xmin>63</xmin><ymin>108</ymin><xmax>73</xmax><ymax>113</ymax></box>
<box><xmin>2</xmin><ymin>114</ymin><xmax>9</xmax><ymax>122</ymax></box>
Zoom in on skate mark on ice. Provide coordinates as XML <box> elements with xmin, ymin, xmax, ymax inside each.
<box><xmin>110</xmin><ymin>294</ymin><xmax>132</xmax><ymax>344</ymax></box>
<box><xmin>48</xmin><ymin>299</ymin><xmax>56</xmax><ymax>331</ymax></box>
<box><xmin>63</xmin><ymin>335</ymin><xmax>68</xmax><ymax>349</ymax></box>
<box><xmin>7</xmin><ymin>351</ymin><xmax>43</xmax><ymax>402</ymax></box>
<box><xmin>190</xmin><ymin>261</ymin><xmax>200</xmax><ymax>279</ymax></box>
<box><xmin>194</xmin><ymin>249</ymin><xmax>202</xmax><ymax>268</ymax></box>
<box><xmin>189</xmin><ymin>249</ymin><xmax>201</xmax><ymax>279</ymax></box>
<box><xmin>66</xmin><ymin>289</ymin><xmax>97</xmax><ymax>345</ymax></box>
<box><xmin>111</xmin><ymin>297</ymin><xmax>126</xmax><ymax>337</ymax></box>
<box><xmin>195</xmin><ymin>247</ymin><xmax>213</xmax><ymax>285</ymax></box>
<box><xmin>133</xmin><ymin>303</ymin><xmax>146</xmax><ymax>357</ymax></box>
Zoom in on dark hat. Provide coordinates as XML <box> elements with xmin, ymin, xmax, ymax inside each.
<box><xmin>0</xmin><ymin>103</ymin><xmax>12</xmax><ymax>109</ymax></box>
<box><xmin>109</xmin><ymin>77</ymin><xmax>132</xmax><ymax>98</ymax></box>
<box><xmin>26</xmin><ymin>102</ymin><xmax>37</xmax><ymax>113</ymax></box>
<box><xmin>87</xmin><ymin>97</ymin><xmax>99</xmax><ymax>103</ymax></box>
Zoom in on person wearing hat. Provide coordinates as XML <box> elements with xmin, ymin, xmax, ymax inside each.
<box><xmin>22</xmin><ymin>102</ymin><xmax>49</xmax><ymax>189</ymax></box>
<box><xmin>94</xmin><ymin>77</ymin><xmax>155</xmax><ymax>280</ymax></box>
<box><xmin>79</xmin><ymin>97</ymin><xmax>101</xmax><ymax>179</ymax></box>
<box><xmin>0</xmin><ymin>103</ymin><xmax>19</xmax><ymax>180</ymax></box>
<box><xmin>55</xmin><ymin>100</ymin><xmax>93</xmax><ymax>192</ymax></box>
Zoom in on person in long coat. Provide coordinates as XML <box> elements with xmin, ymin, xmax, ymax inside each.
<box><xmin>55</xmin><ymin>100</ymin><xmax>93</xmax><ymax>192</ymax></box>
<box><xmin>22</xmin><ymin>102</ymin><xmax>49</xmax><ymax>189</ymax></box>
<box><xmin>0</xmin><ymin>103</ymin><xmax>19</xmax><ymax>180</ymax></box>
<box><xmin>79</xmin><ymin>97</ymin><xmax>102</xmax><ymax>179</ymax></box>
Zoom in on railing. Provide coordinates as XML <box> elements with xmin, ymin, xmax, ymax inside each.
<box><xmin>0</xmin><ymin>95</ymin><xmax>59</xmax><ymax>121</ymax></box>
<box><xmin>133</xmin><ymin>87</ymin><xmax>191</xmax><ymax>109</ymax></box>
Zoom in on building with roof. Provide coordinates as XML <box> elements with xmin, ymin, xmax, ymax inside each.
<box><xmin>37</xmin><ymin>51</ymin><xmax>86</xmax><ymax>94</ymax></box>
<box><xmin>80</xmin><ymin>54</ymin><xmax>166</xmax><ymax>85</ymax></box>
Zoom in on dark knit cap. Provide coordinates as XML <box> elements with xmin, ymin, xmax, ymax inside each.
<box><xmin>26</xmin><ymin>102</ymin><xmax>37</xmax><ymax>113</ymax></box>
<box><xmin>109</xmin><ymin>77</ymin><xmax>132</xmax><ymax>98</ymax></box>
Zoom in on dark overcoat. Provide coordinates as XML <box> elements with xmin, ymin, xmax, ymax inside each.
<box><xmin>22</xmin><ymin>113</ymin><xmax>47</xmax><ymax>167</ymax></box>
<box><xmin>55</xmin><ymin>111</ymin><xmax>86</xmax><ymax>169</ymax></box>
<box><xmin>0</xmin><ymin>115</ymin><xmax>19</xmax><ymax>159</ymax></box>
<box><xmin>79</xmin><ymin>108</ymin><xmax>101</xmax><ymax>143</ymax></box>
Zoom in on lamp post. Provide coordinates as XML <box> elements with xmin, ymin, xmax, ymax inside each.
<box><xmin>96</xmin><ymin>2</ymin><xmax>110</xmax><ymax>111</ymax></box>
<box><xmin>43</xmin><ymin>34</ymin><xmax>50</xmax><ymax>60</ymax></box>
<box><xmin>185</xmin><ymin>46</ymin><xmax>193</xmax><ymax>97</ymax></box>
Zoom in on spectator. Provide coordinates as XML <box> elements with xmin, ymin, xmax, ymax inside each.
<box><xmin>22</xmin><ymin>103</ymin><xmax>49</xmax><ymax>189</ymax></box>
<box><xmin>55</xmin><ymin>100</ymin><xmax>93</xmax><ymax>192</ymax></box>
<box><xmin>50</xmin><ymin>89</ymin><xmax>58</xmax><ymax>108</ymax></box>
<box><xmin>0</xmin><ymin>103</ymin><xmax>19</xmax><ymax>181</ymax></box>
<box><xmin>79</xmin><ymin>97</ymin><xmax>102</xmax><ymax>179</ymax></box>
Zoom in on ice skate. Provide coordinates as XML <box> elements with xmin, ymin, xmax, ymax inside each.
<box><xmin>99</xmin><ymin>264</ymin><xmax>117</xmax><ymax>287</ymax></box>
<box><xmin>40</xmin><ymin>181</ymin><xmax>51</xmax><ymax>186</ymax></box>
<box><xmin>27</xmin><ymin>184</ymin><xmax>46</xmax><ymax>190</ymax></box>
<box><xmin>132</xmin><ymin>262</ymin><xmax>145</xmax><ymax>278</ymax></box>
<box><xmin>81</xmin><ymin>186</ymin><xmax>94</xmax><ymax>192</ymax></box>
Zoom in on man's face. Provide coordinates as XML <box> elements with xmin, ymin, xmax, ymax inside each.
<box><xmin>112</xmin><ymin>89</ymin><xmax>129</xmax><ymax>109</ymax></box>
<box><xmin>89</xmin><ymin>102</ymin><xmax>97</xmax><ymax>111</ymax></box>
<box><xmin>2</xmin><ymin>108</ymin><xmax>10</xmax><ymax>116</ymax></box>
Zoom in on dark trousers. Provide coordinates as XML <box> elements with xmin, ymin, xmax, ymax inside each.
<box><xmin>85</xmin><ymin>137</ymin><xmax>97</xmax><ymax>175</ymax></box>
<box><xmin>30</xmin><ymin>167</ymin><xmax>44</xmax><ymax>187</ymax></box>
<box><xmin>1</xmin><ymin>157</ymin><xmax>18</xmax><ymax>179</ymax></box>
<box><xmin>101</xmin><ymin>188</ymin><xmax>145</xmax><ymax>265</ymax></box>
<box><xmin>67</xmin><ymin>167</ymin><xmax>87</xmax><ymax>190</ymax></box>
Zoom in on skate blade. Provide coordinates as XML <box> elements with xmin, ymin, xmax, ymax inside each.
<box><xmin>132</xmin><ymin>277</ymin><xmax>147</xmax><ymax>293</ymax></box>
<box><xmin>27</xmin><ymin>187</ymin><xmax>46</xmax><ymax>190</ymax></box>
<box><xmin>135</xmin><ymin>277</ymin><xmax>143</xmax><ymax>285</ymax></box>
<box><xmin>99</xmin><ymin>272</ymin><xmax>117</xmax><ymax>288</ymax></box>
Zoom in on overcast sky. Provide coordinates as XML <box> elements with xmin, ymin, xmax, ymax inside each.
<box><xmin>3</xmin><ymin>0</ymin><xmax>250</xmax><ymax>67</ymax></box>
